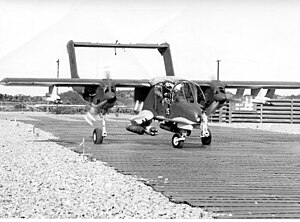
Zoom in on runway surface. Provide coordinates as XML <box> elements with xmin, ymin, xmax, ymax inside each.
<box><xmin>8</xmin><ymin>112</ymin><xmax>300</xmax><ymax>219</ymax></box>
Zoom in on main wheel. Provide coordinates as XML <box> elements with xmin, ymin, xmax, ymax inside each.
<box><xmin>172</xmin><ymin>133</ymin><xmax>184</xmax><ymax>148</ymax></box>
<box><xmin>201</xmin><ymin>129</ymin><xmax>212</xmax><ymax>145</ymax></box>
<box><xmin>93</xmin><ymin>128</ymin><xmax>103</xmax><ymax>144</ymax></box>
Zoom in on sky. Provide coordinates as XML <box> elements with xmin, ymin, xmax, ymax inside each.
<box><xmin>1</xmin><ymin>0</ymin><xmax>300</xmax><ymax>96</ymax></box>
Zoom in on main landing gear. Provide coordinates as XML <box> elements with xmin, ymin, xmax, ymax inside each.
<box><xmin>200</xmin><ymin>113</ymin><xmax>212</xmax><ymax>145</ymax></box>
<box><xmin>171</xmin><ymin>128</ymin><xmax>212</xmax><ymax>148</ymax></box>
<box><xmin>92</xmin><ymin>115</ymin><xmax>107</xmax><ymax>144</ymax></box>
<box><xmin>201</xmin><ymin>128</ymin><xmax>212</xmax><ymax>145</ymax></box>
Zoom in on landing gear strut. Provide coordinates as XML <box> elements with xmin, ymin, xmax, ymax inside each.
<box><xmin>200</xmin><ymin>113</ymin><xmax>212</xmax><ymax>145</ymax></box>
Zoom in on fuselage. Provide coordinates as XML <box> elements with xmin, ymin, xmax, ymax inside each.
<box><xmin>142</xmin><ymin>78</ymin><xmax>205</xmax><ymax>125</ymax></box>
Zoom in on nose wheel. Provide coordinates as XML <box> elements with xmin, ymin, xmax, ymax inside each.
<box><xmin>172</xmin><ymin>133</ymin><xmax>185</xmax><ymax>148</ymax></box>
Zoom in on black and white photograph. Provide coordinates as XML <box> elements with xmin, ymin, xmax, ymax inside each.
<box><xmin>1</xmin><ymin>0</ymin><xmax>300</xmax><ymax>219</ymax></box>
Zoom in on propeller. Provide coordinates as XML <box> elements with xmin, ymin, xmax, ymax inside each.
<box><xmin>205</xmin><ymin>101</ymin><xmax>220</xmax><ymax>115</ymax></box>
<box><xmin>84</xmin><ymin>68</ymin><xmax>117</xmax><ymax>126</ymax></box>
<box><xmin>104</xmin><ymin>68</ymin><xmax>116</xmax><ymax>102</ymax></box>
<box><xmin>204</xmin><ymin>79</ymin><xmax>241</xmax><ymax>115</ymax></box>
<box><xmin>84</xmin><ymin>101</ymin><xmax>107</xmax><ymax>126</ymax></box>
<box><xmin>210</xmin><ymin>80</ymin><xmax>227</xmax><ymax>104</ymax></box>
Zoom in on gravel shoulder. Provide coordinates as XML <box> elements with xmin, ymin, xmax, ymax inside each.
<box><xmin>0</xmin><ymin>119</ymin><xmax>214</xmax><ymax>219</ymax></box>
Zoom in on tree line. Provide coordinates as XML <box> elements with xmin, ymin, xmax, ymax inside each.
<box><xmin>0</xmin><ymin>94</ymin><xmax>44</xmax><ymax>102</ymax></box>
<box><xmin>0</xmin><ymin>90</ymin><xmax>135</xmax><ymax>106</ymax></box>
<box><xmin>1</xmin><ymin>90</ymin><xmax>299</xmax><ymax>104</ymax></box>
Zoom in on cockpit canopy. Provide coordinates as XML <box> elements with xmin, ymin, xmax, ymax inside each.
<box><xmin>171</xmin><ymin>81</ymin><xmax>205</xmax><ymax>104</ymax></box>
<box><xmin>155</xmin><ymin>79</ymin><xmax>205</xmax><ymax>105</ymax></box>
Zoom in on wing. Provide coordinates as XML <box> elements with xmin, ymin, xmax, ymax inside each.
<box><xmin>222</xmin><ymin>81</ymin><xmax>300</xmax><ymax>89</ymax></box>
<box><xmin>194</xmin><ymin>80</ymin><xmax>300</xmax><ymax>89</ymax></box>
<box><xmin>0</xmin><ymin>77</ymin><xmax>151</xmax><ymax>88</ymax></box>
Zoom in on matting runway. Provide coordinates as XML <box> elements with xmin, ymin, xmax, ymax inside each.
<box><xmin>9</xmin><ymin>112</ymin><xmax>300</xmax><ymax>219</ymax></box>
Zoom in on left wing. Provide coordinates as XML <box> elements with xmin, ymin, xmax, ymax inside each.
<box><xmin>0</xmin><ymin>77</ymin><xmax>151</xmax><ymax>88</ymax></box>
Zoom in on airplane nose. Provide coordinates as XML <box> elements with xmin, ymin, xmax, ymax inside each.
<box><xmin>214</xmin><ymin>89</ymin><xmax>227</xmax><ymax>104</ymax></box>
<box><xmin>171</xmin><ymin>102</ymin><xmax>203</xmax><ymax>123</ymax></box>
<box><xmin>105</xmin><ymin>91</ymin><xmax>117</xmax><ymax>103</ymax></box>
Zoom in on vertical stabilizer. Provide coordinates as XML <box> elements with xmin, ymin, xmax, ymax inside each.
<box><xmin>251</xmin><ymin>88</ymin><xmax>261</xmax><ymax>97</ymax></box>
<box><xmin>67</xmin><ymin>40</ymin><xmax>79</xmax><ymax>79</ymax></box>
<box><xmin>265</xmin><ymin>88</ymin><xmax>275</xmax><ymax>98</ymax></box>
<box><xmin>158</xmin><ymin>43</ymin><xmax>175</xmax><ymax>76</ymax></box>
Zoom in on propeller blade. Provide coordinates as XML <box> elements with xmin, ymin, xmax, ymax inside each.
<box><xmin>84</xmin><ymin>111</ymin><xmax>97</xmax><ymax>126</ymax></box>
<box><xmin>208</xmin><ymin>74</ymin><xmax>216</xmax><ymax>81</ymax></box>
<box><xmin>206</xmin><ymin>101</ymin><xmax>220</xmax><ymax>115</ymax></box>
<box><xmin>91</xmin><ymin>100</ymin><xmax>108</xmax><ymax>110</ymax></box>
<box><xmin>225</xmin><ymin>92</ymin><xmax>243</xmax><ymax>103</ymax></box>
<box><xmin>227</xmin><ymin>97</ymin><xmax>242</xmax><ymax>103</ymax></box>
<box><xmin>83</xmin><ymin>100</ymin><xmax>109</xmax><ymax>126</ymax></box>
<box><xmin>105</xmin><ymin>68</ymin><xmax>112</xmax><ymax>93</ymax></box>
<box><xmin>103</xmin><ymin>68</ymin><xmax>117</xmax><ymax>103</ymax></box>
<box><xmin>84</xmin><ymin>114</ymin><xmax>94</xmax><ymax>126</ymax></box>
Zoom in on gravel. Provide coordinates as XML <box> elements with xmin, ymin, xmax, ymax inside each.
<box><xmin>0</xmin><ymin>119</ymin><xmax>214</xmax><ymax>219</ymax></box>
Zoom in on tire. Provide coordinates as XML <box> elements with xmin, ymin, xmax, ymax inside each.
<box><xmin>201</xmin><ymin>129</ymin><xmax>212</xmax><ymax>145</ymax></box>
<box><xmin>172</xmin><ymin>133</ymin><xmax>184</xmax><ymax>148</ymax></box>
<box><xmin>93</xmin><ymin>128</ymin><xmax>103</xmax><ymax>144</ymax></box>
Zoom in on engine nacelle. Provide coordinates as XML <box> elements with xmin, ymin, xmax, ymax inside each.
<box><xmin>160</xmin><ymin>123</ymin><xmax>174</xmax><ymax>132</ymax></box>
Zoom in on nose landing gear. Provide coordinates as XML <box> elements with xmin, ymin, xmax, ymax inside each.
<box><xmin>172</xmin><ymin>133</ymin><xmax>185</xmax><ymax>148</ymax></box>
<box><xmin>172</xmin><ymin>130</ymin><xmax>188</xmax><ymax>148</ymax></box>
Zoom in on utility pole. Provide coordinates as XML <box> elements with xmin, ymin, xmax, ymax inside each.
<box><xmin>216</xmin><ymin>60</ymin><xmax>221</xmax><ymax>81</ymax></box>
<box><xmin>56</xmin><ymin>59</ymin><xmax>60</xmax><ymax>78</ymax></box>
<box><xmin>56</xmin><ymin>59</ymin><xmax>60</xmax><ymax>111</ymax></box>
<box><xmin>56</xmin><ymin>59</ymin><xmax>59</xmax><ymax>95</ymax></box>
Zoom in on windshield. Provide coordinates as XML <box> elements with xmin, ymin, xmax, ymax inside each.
<box><xmin>172</xmin><ymin>82</ymin><xmax>194</xmax><ymax>103</ymax></box>
<box><xmin>195</xmin><ymin>84</ymin><xmax>205</xmax><ymax>104</ymax></box>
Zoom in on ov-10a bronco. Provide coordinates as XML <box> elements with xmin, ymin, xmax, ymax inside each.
<box><xmin>2</xmin><ymin>40</ymin><xmax>300</xmax><ymax>148</ymax></box>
